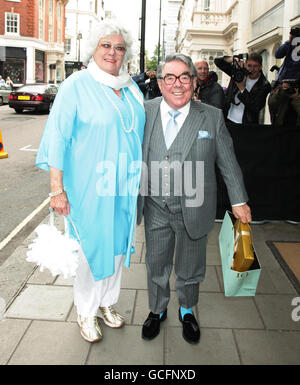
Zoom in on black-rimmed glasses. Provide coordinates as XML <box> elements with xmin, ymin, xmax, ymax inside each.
<box><xmin>159</xmin><ymin>72</ymin><xmax>193</xmax><ymax>85</ymax></box>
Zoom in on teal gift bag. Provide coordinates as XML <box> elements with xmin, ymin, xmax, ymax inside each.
<box><xmin>218</xmin><ymin>211</ymin><xmax>261</xmax><ymax>296</ymax></box>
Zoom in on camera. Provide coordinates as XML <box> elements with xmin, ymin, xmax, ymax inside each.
<box><xmin>290</xmin><ymin>27</ymin><xmax>300</xmax><ymax>37</ymax></box>
<box><xmin>231</xmin><ymin>54</ymin><xmax>251</xmax><ymax>83</ymax></box>
<box><xmin>283</xmin><ymin>78</ymin><xmax>300</xmax><ymax>95</ymax></box>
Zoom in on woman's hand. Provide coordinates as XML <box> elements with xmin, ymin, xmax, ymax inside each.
<box><xmin>50</xmin><ymin>192</ymin><xmax>70</xmax><ymax>216</ymax></box>
<box><xmin>49</xmin><ymin>167</ymin><xmax>70</xmax><ymax>216</ymax></box>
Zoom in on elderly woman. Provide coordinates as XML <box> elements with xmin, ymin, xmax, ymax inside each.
<box><xmin>36</xmin><ymin>20</ymin><xmax>145</xmax><ymax>343</ymax></box>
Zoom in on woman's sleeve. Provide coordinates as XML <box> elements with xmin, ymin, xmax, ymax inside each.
<box><xmin>36</xmin><ymin>77</ymin><xmax>77</xmax><ymax>172</ymax></box>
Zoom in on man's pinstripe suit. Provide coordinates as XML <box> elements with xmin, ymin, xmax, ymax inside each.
<box><xmin>137</xmin><ymin>96</ymin><xmax>248</xmax><ymax>314</ymax></box>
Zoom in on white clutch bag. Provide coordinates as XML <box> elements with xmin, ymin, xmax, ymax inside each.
<box><xmin>26</xmin><ymin>211</ymin><xmax>80</xmax><ymax>278</ymax></box>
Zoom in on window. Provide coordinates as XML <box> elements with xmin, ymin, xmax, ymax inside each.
<box><xmin>65</xmin><ymin>38</ymin><xmax>71</xmax><ymax>53</ymax></box>
<box><xmin>203</xmin><ymin>0</ymin><xmax>210</xmax><ymax>11</ymax></box>
<box><xmin>49</xmin><ymin>0</ymin><xmax>53</xmax><ymax>41</ymax></box>
<box><xmin>39</xmin><ymin>0</ymin><xmax>44</xmax><ymax>39</ymax></box>
<box><xmin>57</xmin><ymin>3</ymin><xmax>62</xmax><ymax>43</ymax></box>
<box><xmin>5</xmin><ymin>12</ymin><xmax>20</xmax><ymax>34</ymax></box>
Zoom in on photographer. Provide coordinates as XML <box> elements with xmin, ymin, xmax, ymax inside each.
<box><xmin>268</xmin><ymin>77</ymin><xmax>300</xmax><ymax>127</ymax></box>
<box><xmin>132</xmin><ymin>70</ymin><xmax>161</xmax><ymax>100</ymax></box>
<box><xmin>275</xmin><ymin>27</ymin><xmax>300</xmax><ymax>84</ymax></box>
<box><xmin>214</xmin><ymin>53</ymin><xmax>271</xmax><ymax>124</ymax></box>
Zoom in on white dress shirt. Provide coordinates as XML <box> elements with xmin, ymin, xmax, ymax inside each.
<box><xmin>160</xmin><ymin>99</ymin><xmax>190</xmax><ymax>137</ymax></box>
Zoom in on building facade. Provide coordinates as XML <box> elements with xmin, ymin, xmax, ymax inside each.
<box><xmin>64</xmin><ymin>0</ymin><xmax>105</xmax><ymax>77</ymax></box>
<box><xmin>176</xmin><ymin>0</ymin><xmax>300</xmax><ymax>87</ymax></box>
<box><xmin>164</xmin><ymin>0</ymin><xmax>182</xmax><ymax>57</ymax></box>
<box><xmin>0</xmin><ymin>0</ymin><xmax>69</xmax><ymax>85</ymax></box>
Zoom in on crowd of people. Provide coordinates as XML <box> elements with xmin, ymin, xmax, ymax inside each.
<box><xmin>0</xmin><ymin>75</ymin><xmax>13</xmax><ymax>87</ymax></box>
<box><xmin>131</xmin><ymin>27</ymin><xmax>300</xmax><ymax>128</ymax></box>
<box><xmin>35</xmin><ymin>18</ymin><xmax>298</xmax><ymax>347</ymax></box>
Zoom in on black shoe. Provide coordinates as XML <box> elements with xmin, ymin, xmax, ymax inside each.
<box><xmin>142</xmin><ymin>309</ymin><xmax>167</xmax><ymax>340</ymax></box>
<box><xmin>178</xmin><ymin>308</ymin><xmax>200</xmax><ymax>344</ymax></box>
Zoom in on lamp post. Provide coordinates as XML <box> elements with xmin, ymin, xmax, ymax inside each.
<box><xmin>157</xmin><ymin>0</ymin><xmax>162</xmax><ymax>65</ymax></box>
<box><xmin>77</xmin><ymin>32</ymin><xmax>82</xmax><ymax>66</ymax></box>
<box><xmin>140</xmin><ymin>0</ymin><xmax>146</xmax><ymax>73</ymax></box>
<box><xmin>162</xmin><ymin>20</ymin><xmax>167</xmax><ymax>61</ymax></box>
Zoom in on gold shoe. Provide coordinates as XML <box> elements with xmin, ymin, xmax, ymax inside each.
<box><xmin>77</xmin><ymin>315</ymin><xmax>102</xmax><ymax>343</ymax></box>
<box><xmin>99</xmin><ymin>306</ymin><xmax>125</xmax><ymax>328</ymax></box>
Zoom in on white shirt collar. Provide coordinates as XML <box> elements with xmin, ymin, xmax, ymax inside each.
<box><xmin>160</xmin><ymin>98</ymin><xmax>191</xmax><ymax>117</ymax></box>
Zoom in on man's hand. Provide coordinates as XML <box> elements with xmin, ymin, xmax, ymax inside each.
<box><xmin>236</xmin><ymin>76</ymin><xmax>247</xmax><ymax>91</ymax></box>
<box><xmin>232</xmin><ymin>204</ymin><xmax>252</xmax><ymax>224</ymax></box>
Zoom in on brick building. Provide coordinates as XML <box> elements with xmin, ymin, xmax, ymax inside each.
<box><xmin>0</xmin><ymin>0</ymin><xmax>69</xmax><ymax>85</ymax></box>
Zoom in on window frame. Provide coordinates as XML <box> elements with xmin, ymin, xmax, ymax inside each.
<box><xmin>5</xmin><ymin>12</ymin><xmax>20</xmax><ymax>35</ymax></box>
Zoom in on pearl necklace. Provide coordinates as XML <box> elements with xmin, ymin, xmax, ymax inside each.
<box><xmin>99</xmin><ymin>83</ymin><xmax>135</xmax><ymax>133</ymax></box>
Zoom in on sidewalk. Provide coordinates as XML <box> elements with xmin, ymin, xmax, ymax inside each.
<box><xmin>0</xmin><ymin>215</ymin><xmax>300</xmax><ymax>365</ymax></box>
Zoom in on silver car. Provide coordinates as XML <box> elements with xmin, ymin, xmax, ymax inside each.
<box><xmin>0</xmin><ymin>84</ymin><xmax>13</xmax><ymax>105</ymax></box>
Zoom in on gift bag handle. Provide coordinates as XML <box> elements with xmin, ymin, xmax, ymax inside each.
<box><xmin>64</xmin><ymin>215</ymin><xmax>81</xmax><ymax>242</ymax></box>
<box><xmin>49</xmin><ymin>209</ymin><xmax>81</xmax><ymax>242</ymax></box>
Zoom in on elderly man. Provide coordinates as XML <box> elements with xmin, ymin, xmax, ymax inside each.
<box><xmin>194</xmin><ymin>59</ymin><xmax>225</xmax><ymax>110</ymax></box>
<box><xmin>137</xmin><ymin>53</ymin><xmax>251</xmax><ymax>344</ymax></box>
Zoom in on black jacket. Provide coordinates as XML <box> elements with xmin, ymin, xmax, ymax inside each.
<box><xmin>195</xmin><ymin>71</ymin><xmax>225</xmax><ymax>110</ymax></box>
<box><xmin>214</xmin><ymin>57</ymin><xmax>271</xmax><ymax>124</ymax></box>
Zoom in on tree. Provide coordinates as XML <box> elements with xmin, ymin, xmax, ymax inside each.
<box><xmin>146</xmin><ymin>44</ymin><xmax>162</xmax><ymax>71</ymax></box>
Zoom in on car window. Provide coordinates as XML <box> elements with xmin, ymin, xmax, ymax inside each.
<box><xmin>17</xmin><ymin>85</ymin><xmax>47</xmax><ymax>93</ymax></box>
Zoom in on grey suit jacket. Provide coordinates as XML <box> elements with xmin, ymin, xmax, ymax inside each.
<box><xmin>137</xmin><ymin>97</ymin><xmax>248</xmax><ymax>239</ymax></box>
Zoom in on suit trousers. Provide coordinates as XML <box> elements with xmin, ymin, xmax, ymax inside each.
<box><xmin>144</xmin><ymin>198</ymin><xmax>207</xmax><ymax>314</ymax></box>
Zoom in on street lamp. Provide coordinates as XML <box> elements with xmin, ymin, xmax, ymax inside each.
<box><xmin>140</xmin><ymin>0</ymin><xmax>146</xmax><ymax>73</ymax></box>
<box><xmin>157</xmin><ymin>0</ymin><xmax>162</xmax><ymax>65</ymax></box>
<box><xmin>162</xmin><ymin>20</ymin><xmax>167</xmax><ymax>61</ymax></box>
<box><xmin>77</xmin><ymin>32</ymin><xmax>82</xmax><ymax>65</ymax></box>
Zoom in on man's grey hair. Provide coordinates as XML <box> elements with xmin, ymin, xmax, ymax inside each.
<box><xmin>82</xmin><ymin>19</ymin><xmax>133</xmax><ymax>68</ymax></box>
<box><xmin>157</xmin><ymin>53</ymin><xmax>198</xmax><ymax>78</ymax></box>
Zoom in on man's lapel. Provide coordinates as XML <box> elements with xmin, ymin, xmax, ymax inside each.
<box><xmin>180</xmin><ymin>101</ymin><xmax>207</xmax><ymax>162</ymax></box>
<box><xmin>143</xmin><ymin>97</ymin><xmax>162</xmax><ymax>160</ymax></box>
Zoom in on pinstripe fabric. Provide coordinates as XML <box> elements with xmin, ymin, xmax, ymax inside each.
<box><xmin>137</xmin><ymin>98</ymin><xmax>248</xmax><ymax>239</ymax></box>
<box><xmin>144</xmin><ymin>199</ymin><xmax>207</xmax><ymax>314</ymax></box>
<box><xmin>137</xmin><ymin>97</ymin><xmax>249</xmax><ymax>313</ymax></box>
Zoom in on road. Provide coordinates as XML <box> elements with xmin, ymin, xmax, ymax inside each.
<box><xmin>0</xmin><ymin>104</ymin><xmax>50</xmax><ymax>265</ymax></box>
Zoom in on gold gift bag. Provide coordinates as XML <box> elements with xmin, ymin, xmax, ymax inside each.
<box><xmin>231</xmin><ymin>220</ymin><xmax>255</xmax><ymax>272</ymax></box>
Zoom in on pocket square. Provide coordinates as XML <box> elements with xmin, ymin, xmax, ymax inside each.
<box><xmin>198</xmin><ymin>130</ymin><xmax>211</xmax><ymax>139</ymax></box>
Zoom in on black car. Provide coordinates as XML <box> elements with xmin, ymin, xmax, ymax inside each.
<box><xmin>8</xmin><ymin>83</ymin><xmax>58</xmax><ymax>113</ymax></box>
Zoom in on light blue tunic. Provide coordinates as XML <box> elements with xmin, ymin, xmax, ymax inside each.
<box><xmin>36</xmin><ymin>69</ymin><xmax>145</xmax><ymax>281</ymax></box>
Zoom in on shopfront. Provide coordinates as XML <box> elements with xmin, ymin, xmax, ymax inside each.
<box><xmin>35</xmin><ymin>50</ymin><xmax>45</xmax><ymax>83</ymax></box>
<box><xmin>0</xmin><ymin>47</ymin><xmax>26</xmax><ymax>84</ymax></box>
<box><xmin>65</xmin><ymin>60</ymin><xmax>83</xmax><ymax>78</ymax></box>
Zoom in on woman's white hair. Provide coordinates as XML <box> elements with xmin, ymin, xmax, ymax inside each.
<box><xmin>82</xmin><ymin>19</ymin><xmax>133</xmax><ymax>68</ymax></box>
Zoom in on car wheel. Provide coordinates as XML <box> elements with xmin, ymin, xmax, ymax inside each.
<box><xmin>14</xmin><ymin>108</ymin><xmax>23</xmax><ymax>114</ymax></box>
<box><xmin>0</xmin><ymin>97</ymin><xmax>3</xmax><ymax>106</ymax></box>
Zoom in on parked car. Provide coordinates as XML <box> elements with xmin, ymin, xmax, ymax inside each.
<box><xmin>8</xmin><ymin>83</ymin><xmax>59</xmax><ymax>113</ymax></box>
<box><xmin>0</xmin><ymin>84</ymin><xmax>13</xmax><ymax>105</ymax></box>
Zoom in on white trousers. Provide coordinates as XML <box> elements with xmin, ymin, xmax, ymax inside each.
<box><xmin>73</xmin><ymin>247</ymin><xmax>124</xmax><ymax>317</ymax></box>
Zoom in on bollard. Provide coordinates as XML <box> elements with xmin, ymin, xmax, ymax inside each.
<box><xmin>0</xmin><ymin>129</ymin><xmax>8</xmax><ymax>159</ymax></box>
